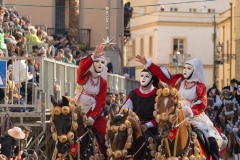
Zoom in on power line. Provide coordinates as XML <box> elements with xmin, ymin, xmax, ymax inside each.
<box><xmin>5</xmin><ymin>0</ymin><xmax>215</xmax><ymax>9</ymax></box>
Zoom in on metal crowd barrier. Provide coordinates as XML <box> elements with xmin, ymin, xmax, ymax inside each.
<box><xmin>0</xmin><ymin>57</ymin><xmax>139</xmax><ymax>113</ymax></box>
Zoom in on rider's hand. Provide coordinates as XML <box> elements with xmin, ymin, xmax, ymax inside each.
<box><xmin>135</xmin><ymin>55</ymin><xmax>147</xmax><ymax>65</ymax></box>
<box><xmin>86</xmin><ymin>119</ymin><xmax>94</xmax><ymax>126</ymax></box>
<box><xmin>141</xmin><ymin>124</ymin><xmax>148</xmax><ymax>132</ymax></box>
<box><xmin>93</xmin><ymin>45</ymin><xmax>105</xmax><ymax>59</ymax></box>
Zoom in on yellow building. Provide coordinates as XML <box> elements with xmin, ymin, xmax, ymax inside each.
<box><xmin>217</xmin><ymin>0</ymin><xmax>240</xmax><ymax>89</ymax></box>
<box><xmin>216</xmin><ymin>9</ymin><xmax>232</xmax><ymax>90</ymax></box>
<box><xmin>125</xmin><ymin>0</ymin><xmax>231</xmax><ymax>87</ymax></box>
<box><xmin>233</xmin><ymin>0</ymin><xmax>240</xmax><ymax>81</ymax></box>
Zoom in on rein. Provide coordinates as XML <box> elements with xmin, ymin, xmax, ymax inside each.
<box><xmin>75</xmin><ymin>127</ymin><xmax>92</xmax><ymax>143</ymax></box>
<box><xmin>124</xmin><ymin>142</ymin><xmax>146</xmax><ymax>159</ymax></box>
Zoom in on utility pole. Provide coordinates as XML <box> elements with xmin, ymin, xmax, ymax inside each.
<box><xmin>213</xmin><ymin>15</ymin><xmax>217</xmax><ymax>84</ymax></box>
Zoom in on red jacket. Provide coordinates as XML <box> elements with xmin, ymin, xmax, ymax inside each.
<box><xmin>148</xmin><ymin>62</ymin><xmax>207</xmax><ymax>116</ymax></box>
<box><xmin>76</xmin><ymin>55</ymin><xmax>107</xmax><ymax>120</ymax></box>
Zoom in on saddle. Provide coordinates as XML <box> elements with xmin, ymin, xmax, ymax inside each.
<box><xmin>191</xmin><ymin>126</ymin><xmax>211</xmax><ymax>156</ymax></box>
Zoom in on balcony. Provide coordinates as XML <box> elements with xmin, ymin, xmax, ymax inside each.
<box><xmin>47</xmin><ymin>28</ymin><xmax>91</xmax><ymax>49</ymax></box>
<box><xmin>169</xmin><ymin>54</ymin><xmax>191</xmax><ymax>66</ymax></box>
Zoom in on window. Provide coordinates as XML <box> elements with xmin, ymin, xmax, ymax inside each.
<box><xmin>189</xmin><ymin>8</ymin><xmax>197</xmax><ymax>12</ymax></box>
<box><xmin>149</xmin><ymin>36</ymin><xmax>153</xmax><ymax>57</ymax></box>
<box><xmin>208</xmin><ymin>9</ymin><xmax>215</xmax><ymax>13</ymax></box>
<box><xmin>138</xmin><ymin>7</ymin><xmax>145</xmax><ymax>15</ymax></box>
<box><xmin>170</xmin><ymin>8</ymin><xmax>178</xmax><ymax>12</ymax></box>
<box><xmin>140</xmin><ymin>38</ymin><xmax>144</xmax><ymax>56</ymax></box>
<box><xmin>173</xmin><ymin>38</ymin><xmax>184</xmax><ymax>54</ymax></box>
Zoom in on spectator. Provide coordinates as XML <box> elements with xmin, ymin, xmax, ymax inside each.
<box><xmin>16</xmin><ymin>42</ymin><xmax>25</xmax><ymax>53</ymax></box>
<box><xmin>106</xmin><ymin>92</ymin><xmax>113</xmax><ymax>107</ymax></box>
<box><xmin>0</xmin><ymin>49</ymin><xmax>4</xmax><ymax>57</ymax></box>
<box><xmin>19</xmin><ymin>126</ymin><xmax>38</xmax><ymax>160</ymax></box>
<box><xmin>12</xmin><ymin>50</ymin><xmax>33</xmax><ymax>104</ymax></box>
<box><xmin>107</xmin><ymin>62</ymin><xmax>113</xmax><ymax>73</ymax></box>
<box><xmin>3</xmin><ymin>13</ymin><xmax>9</xmax><ymax>22</ymax></box>
<box><xmin>14</xmin><ymin>32</ymin><xmax>23</xmax><ymax>43</ymax></box>
<box><xmin>119</xmin><ymin>92</ymin><xmax>125</xmax><ymax>105</ymax></box>
<box><xmin>28</xmin><ymin>54</ymin><xmax>38</xmax><ymax>85</ymax></box>
<box><xmin>7</xmin><ymin>43</ymin><xmax>16</xmax><ymax>57</ymax></box>
<box><xmin>64</xmin><ymin>52</ymin><xmax>75</xmax><ymax>65</ymax></box>
<box><xmin>32</xmin><ymin>44</ymin><xmax>40</xmax><ymax>56</ymax></box>
<box><xmin>26</xmin><ymin>28</ymin><xmax>42</xmax><ymax>43</ymax></box>
<box><xmin>114</xmin><ymin>93</ymin><xmax>121</xmax><ymax>105</ymax></box>
<box><xmin>0</xmin><ymin>28</ymin><xmax>7</xmax><ymax>54</ymax></box>
<box><xmin>0</xmin><ymin>127</ymin><xmax>25</xmax><ymax>158</ymax></box>
<box><xmin>54</xmin><ymin>49</ymin><xmax>64</xmax><ymax>62</ymax></box>
<box><xmin>75</xmin><ymin>50</ymin><xmax>83</xmax><ymax>65</ymax></box>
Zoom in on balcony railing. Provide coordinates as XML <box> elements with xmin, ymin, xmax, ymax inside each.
<box><xmin>47</xmin><ymin>28</ymin><xmax>91</xmax><ymax>49</ymax></box>
<box><xmin>169</xmin><ymin>54</ymin><xmax>191</xmax><ymax>66</ymax></box>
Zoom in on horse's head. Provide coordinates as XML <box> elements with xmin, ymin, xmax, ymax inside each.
<box><xmin>50</xmin><ymin>95</ymin><xmax>78</xmax><ymax>154</ymax></box>
<box><xmin>154</xmin><ymin>83</ymin><xmax>182</xmax><ymax>138</ymax></box>
<box><xmin>106</xmin><ymin>109</ymin><xmax>142</xmax><ymax>160</ymax></box>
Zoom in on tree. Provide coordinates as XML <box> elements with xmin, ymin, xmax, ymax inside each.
<box><xmin>69</xmin><ymin>0</ymin><xmax>80</xmax><ymax>47</ymax></box>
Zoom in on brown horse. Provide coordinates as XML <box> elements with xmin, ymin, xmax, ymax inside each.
<box><xmin>154</xmin><ymin>85</ymin><xmax>208</xmax><ymax>160</ymax></box>
<box><xmin>49</xmin><ymin>95</ymin><xmax>104</xmax><ymax>160</ymax></box>
<box><xmin>106</xmin><ymin>109</ymin><xmax>156</xmax><ymax>160</ymax></box>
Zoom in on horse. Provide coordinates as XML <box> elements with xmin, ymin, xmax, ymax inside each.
<box><xmin>154</xmin><ymin>84</ymin><xmax>228</xmax><ymax>160</ymax></box>
<box><xmin>49</xmin><ymin>95</ymin><xmax>104</xmax><ymax>160</ymax></box>
<box><xmin>106</xmin><ymin>108</ymin><xmax>157</xmax><ymax>160</ymax></box>
<box><xmin>218</xmin><ymin>89</ymin><xmax>240</xmax><ymax>159</ymax></box>
<box><xmin>153</xmin><ymin>84</ymin><xmax>211</xmax><ymax>160</ymax></box>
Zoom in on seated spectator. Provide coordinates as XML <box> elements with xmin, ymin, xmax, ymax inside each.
<box><xmin>0</xmin><ymin>127</ymin><xmax>25</xmax><ymax>158</ymax></box>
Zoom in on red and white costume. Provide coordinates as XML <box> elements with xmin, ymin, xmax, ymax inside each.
<box><xmin>145</xmin><ymin>58</ymin><xmax>223</xmax><ymax>148</ymax></box>
<box><xmin>75</xmin><ymin>55</ymin><xmax>107</xmax><ymax>140</ymax></box>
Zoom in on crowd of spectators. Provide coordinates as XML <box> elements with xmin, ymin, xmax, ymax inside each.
<box><xmin>0</xmin><ymin>5</ymin><xmax>84</xmax><ymax>108</ymax></box>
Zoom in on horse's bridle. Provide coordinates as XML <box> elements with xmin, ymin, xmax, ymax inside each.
<box><xmin>154</xmin><ymin>87</ymin><xmax>182</xmax><ymax>128</ymax></box>
<box><xmin>50</xmin><ymin>102</ymin><xmax>78</xmax><ymax>144</ymax></box>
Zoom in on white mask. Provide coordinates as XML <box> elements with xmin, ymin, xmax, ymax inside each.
<box><xmin>238</xmin><ymin>85</ymin><xmax>240</xmax><ymax>91</ymax></box>
<box><xmin>140</xmin><ymin>71</ymin><xmax>152</xmax><ymax>87</ymax></box>
<box><xmin>183</xmin><ymin>64</ymin><xmax>194</xmax><ymax>79</ymax></box>
<box><xmin>93</xmin><ymin>58</ymin><xmax>105</xmax><ymax>73</ymax></box>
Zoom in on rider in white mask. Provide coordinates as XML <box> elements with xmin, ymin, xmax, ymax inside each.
<box><xmin>140</xmin><ymin>70</ymin><xmax>153</xmax><ymax>87</ymax></box>
<box><xmin>122</xmin><ymin>69</ymin><xmax>159</xmax><ymax>133</ymax></box>
<box><xmin>136</xmin><ymin>55</ymin><xmax>225</xmax><ymax>160</ymax></box>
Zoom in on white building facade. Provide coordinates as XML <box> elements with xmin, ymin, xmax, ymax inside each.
<box><xmin>124</xmin><ymin>0</ymin><xmax>231</xmax><ymax>88</ymax></box>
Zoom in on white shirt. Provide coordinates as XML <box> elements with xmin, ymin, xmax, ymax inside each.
<box><xmin>12</xmin><ymin>60</ymin><xmax>33</xmax><ymax>83</ymax></box>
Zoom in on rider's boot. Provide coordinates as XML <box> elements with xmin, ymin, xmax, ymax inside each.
<box><xmin>208</xmin><ymin>137</ymin><xmax>221</xmax><ymax>160</ymax></box>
